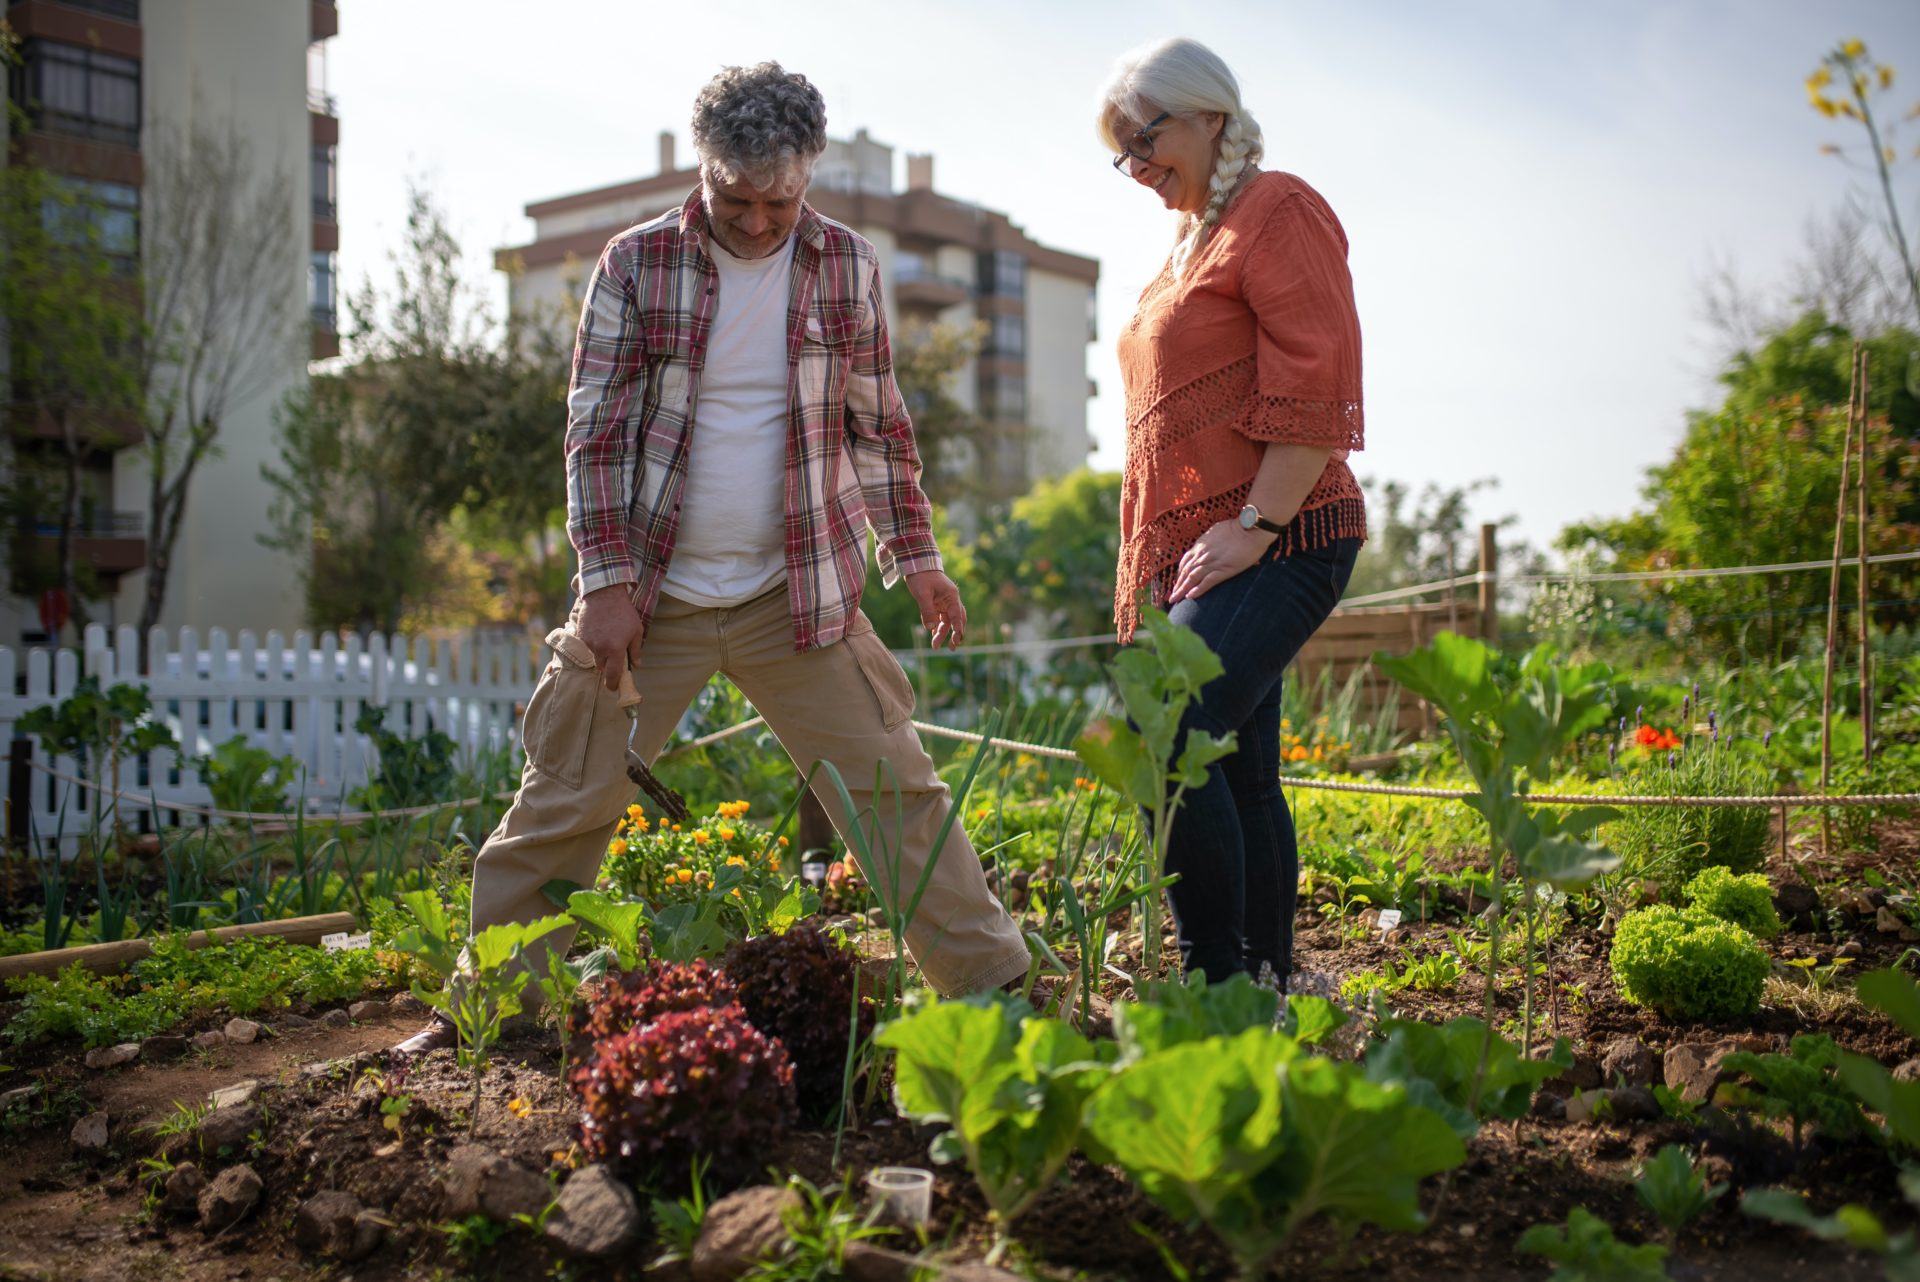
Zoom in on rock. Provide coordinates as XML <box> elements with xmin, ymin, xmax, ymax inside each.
<box><xmin>141</xmin><ymin>1034</ymin><xmax>188</xmax><ymax>1060</ymax></box>
<box><xmin>70</xmin><ymin>1111</ymin><xmax>110</xmax><ymax>1151</ymax></box>
<box><xmin>198</xmin><ymin>1163</ymin><xmax>263</xmax><ymax>1233</ymax></box>
<box><xmin>1836</xmin><ymin>939</ymin><xmax>1865</xmax><ymax>960</ymax></box>
<box><xmin>1663</xmin><ymin>1042</ymin><xmax>1727</xmax><ymax>1105</ymax></box>
<box><xmin>692</xmin><ymin>1185</ymin><xmax>802</xmax><ymax>1282</ymax></box>
<box><xmin>1601</xmin><ymin>1037</ymin><xmax>1657</xmax><ymax>1087</ymax></box>
<box><xmin>1835</xmin><ymin>885</ymin><xmax>1880</xmax><ymax>915</ymax></box>
<box><xmin>440</xmin><ymin>1146</ymin><xmax>553</xmax><ymax>1222</ymax></box>
<box><xmin>0</xmin><ymin>1084</ymin><xmax>39</xmax><ymax>1111</ymax></box>
<box><xmin>277</xmin><ymin>1012</ymin><xmax>314</xmax><ymax>1030</ymax></box>
<box><xmin>163</xmin><ymin>1162</ymin><xmax>207</xmax><ymax>1217</ymax></box>
<box><xmin>388</xmin><ymin>991</ymin><xmax>426</xmax><ymax>1015</ymax></box>
<box><xmin>1894</xmin><ymin>1058</ymin><xmax>1920</xmax><ymax>1084</ymax></box>
<box><xmin>222</xmin><ymin>1018</ymin><xmax>263</xmax><ymax>1045</ymax></box>
<box><xmin>1530</xmin><ymin>1091</ymin><xmax>1567</xmax><ymax>1121</ymax></box>
<box><xmin>195</xmin><ymin>1104</ymin><xmax>256</xmax><ymax>1153</ymax></box>
<box><xmin>1565</xmin><ymin>1089</ymin><xmax>1613</xmax><ymax>1125</ymax></box>
<box><xmin>1610</xmin><ymin>1085</ymin><xmax>1662</xmax><ymax>1122</ymax></box>
<box><xmin>544</xmin><ymin>1165</ymin><xmax>642</xmax><ymax>1258</ymax></box>
<box><xmin>1875</xmin><ymin>906</ymin><xmax>1920</xmax><ymax>941</ymax></box>
<box><xmin>85</xmin><ymin>1042</ymin><xmax>140</xmax><ymax>1070</ymax></box>
<box><xmin>938</xmin><ymin>1265</ymin><xmax>1030</xmax><ymax>1282</ymax></box>
<box><xmin>845</xmin><ymin>1244</ymin><xmax>939</xmax><ymax>1282</ymax></box>
<box><xmin>1773</xmin><ymin>881</ymin><xmax>1821</xmax><ymax>925</ymax></box>
<box><xmin>348</xmin><ymin>1000</ymin><xmax>383</xmax><ymax>1022</ymax></box>
<box><xmin>294</xmin><ymin>1189</ymin><xmax>382</xmax><ymax>1260</ymax></box>
<box><xmin>192</xmin><ymin>1030</ymin><xmax>227</xmax><ymax>1052</ymax></box>
<box><xmin>209</xmin><ymin>1080</ymin><xmax>262</xmax><ymax>1111</ymax></box>
<box><xmin>1549</xmin><ymin>1051</ymin><xmax>1603</xmax><ymax>1093</ymax></box>
<box><xmin>318</xmin><ymin>1008</ymin><xmax>352</xmax><ymax>1030</ymax></box>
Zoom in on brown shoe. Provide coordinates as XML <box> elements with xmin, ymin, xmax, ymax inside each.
<box><xmin>388</xmin><ymin>1012</ymin><xmax>457</xmax><ymax>1059</ymax></box>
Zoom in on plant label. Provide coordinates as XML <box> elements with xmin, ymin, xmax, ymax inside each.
<box><xmin>321</xmin><ymin>931</ymin><xmax>372</xmax><ymax>952</ymax></box>
<box><xmin>1376</xmin><ymin>909</ymin><xmax>1402</xmax><ymax>935</ymax></box>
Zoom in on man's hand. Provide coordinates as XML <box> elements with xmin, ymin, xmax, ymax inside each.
<box><xmin>1167</xmin><ymin>521</ymin><xmax>1278</xmax><ymax>604</ymax></box>
<box><xmin>577</xmin><ymin>584</ymin><xmax>645</xmax><ymax>691</ymax></box>
<box><xmin>904</xmin><ymin>570</ymin><xmax>968</xmax><ymax>650</ymax></box>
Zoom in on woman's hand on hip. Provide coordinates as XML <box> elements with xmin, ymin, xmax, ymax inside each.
<box><xmin>1168</xmin><ymin>521</ymin><xmax>1278</xmax><ymax>603</ymax></box>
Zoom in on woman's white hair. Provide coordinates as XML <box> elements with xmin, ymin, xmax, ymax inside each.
<box><xmin>1097</xmin><ymin>37</ymin><xmax>1264</xmax><ymax>271</ymax></box>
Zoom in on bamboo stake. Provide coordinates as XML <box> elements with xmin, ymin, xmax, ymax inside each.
<box><xmin>1821</xmin><ymin>345</ymin><xmax>1861</xmax><ymax>861</ymax></box>
<box><xmin>1858</xmin><ymin>351</ymin><xmax>1873</xmax><ymax>766</ymax></box>
<box><xmin>0</xmin><ymin>911</ymin><xmax>358</xmax><ymax>981</ymax></box>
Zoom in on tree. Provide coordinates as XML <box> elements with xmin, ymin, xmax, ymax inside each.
<box><xmin>135</xmin><ymin>117</ymin><xmax>302</xmax><ymax>642</ymax></box>
<box><xmin>1805</xmin><ymin>38</ymin><xmax>1920</xmax><ymax>332</ymax></box>
<box><xmin>893</xmin><ymin>320</ymin><xmax>992</xmax><ymax>510</ymax></box>
<box><xmin>972</xmin><ymin>468</ymin><xmax>1121</xmax><ymax>641</ymax></box>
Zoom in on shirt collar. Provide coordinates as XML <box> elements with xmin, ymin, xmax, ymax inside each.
<box><xmin>677</xmin><ymin>187</ymin><xmax>827</xmax><ymax>256</ymax></box>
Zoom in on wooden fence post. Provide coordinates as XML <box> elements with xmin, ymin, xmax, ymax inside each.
<box><xmin>1478</xmin><ymin>523</ymin><xmax>1500</xmax><ymax>645</ymax></box>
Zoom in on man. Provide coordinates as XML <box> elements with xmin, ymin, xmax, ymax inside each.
<box><xmin>394</xmin><ymin>64</ymin><xmax>1029</xmax><ymax>1055</ymax></box>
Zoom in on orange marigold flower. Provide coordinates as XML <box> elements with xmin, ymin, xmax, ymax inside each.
<box><xmin>692</xmin><ymin>830</ymin><xmax>711</xmax><ymax>845</ymax></box>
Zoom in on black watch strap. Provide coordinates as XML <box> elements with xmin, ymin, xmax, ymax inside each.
<box><xmin>1241</xmin><ymin>504</ymin><xmax>1288</xmax><ymax>537</ymax></box>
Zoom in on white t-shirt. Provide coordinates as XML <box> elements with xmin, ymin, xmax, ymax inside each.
<box><xmin>661</xmin><ymin>235</ymin><xmax>795</xmax><ymax>607</ymax></box>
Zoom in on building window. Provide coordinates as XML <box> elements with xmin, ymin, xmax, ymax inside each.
<box><xmin>12</xmin><ymin>41</ymin><xmax>141</xmax><ymax>148</ymax></box>
<box><xmin>981</xmin><ymin>373</ymin><xmax>1025</xmax><ymax>421</ymax></box>
<box><xmin>42</xmin><ymin>178</ymin><xmax>140</xmax><ymax>275</ymax></box>
<box><xmin>310</xmin><ymin>252</ymin><xmax>337</xmax><ymax>330</ymax></box>
<box><xmin>312</xmin><ymin>145</ymin><xmax>336</xmax><ymax>221</ymax></box>
<box><xmin>980</xmin><ymin>250</ymin><xmax>1026</xmax><ymax>298</ymax></box>
<box><xmin>988</xmin><ymin>312</ymin><xmax>1025</xmax><ymax>359</ymax></box>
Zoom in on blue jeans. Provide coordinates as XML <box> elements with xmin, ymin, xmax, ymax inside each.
<box><xmin>1160</xmin><ymin>536</ymin><xmax>1361</xmax><ymax>984</ymax></box>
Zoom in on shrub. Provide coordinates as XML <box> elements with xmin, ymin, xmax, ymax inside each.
<box><xmin>570</xmin><ymin>1003</ymin><xmax>796</xmax><ymax>1190</ymax></box>
<box><xmin>567</xmin><ymin>958</ymin><xmax>737</xmax><ymax>1054</ymax></box>
<box><xmin>1609</xmin><ymin>905</ymin><xmax>1770</xmax><ymax>1023</ymax></box>
<box><xmin>1683</xmin><ymin>866</ymin><xmax>1782</xmax><ymax>938</ymax></box>
<box><xmin>1607</xmin><ymin>744</ymin><xmax>1773</xmax><ymax>891</ymax></box>
<box><xmin>722</xmin><ymin>926</ymin><xmax>874</xmax><ymax>1118</ymax></box>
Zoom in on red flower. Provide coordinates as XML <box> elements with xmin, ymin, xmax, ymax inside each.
<box><xmin>1634</xmin><ymin>724</ymin><xmax>1682</xmax><ymax>750</ymax></box>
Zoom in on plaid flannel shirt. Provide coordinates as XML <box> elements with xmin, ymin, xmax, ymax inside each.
<box><xmin>564</xmin><ymin>190</ymin><xmax>943</xmax><ymax>653</ymax></box>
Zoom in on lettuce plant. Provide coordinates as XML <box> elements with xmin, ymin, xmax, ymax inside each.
<box><xmin>724</xmin><ymin>926</ymin><xmax>875</xmax><ymax>1119</ymax></box>
<box><xmin>1683</xmin><ymin>866</ymin><xmax>1782</xmax><ymax>938</ymax></box>
<box><xmin>1609</xmin><ymin>905</ymin><xmax>1769</xmax><ymax>1023</ymax></box>
<box><xmin>1364</xmin><ymin>1015</ymin><xmax>1569</xmax><ymax>1140</ymax></box>
<box><xmin>567</xmin><ymin>958</ymin><xmax>738</xmax><ymax>1055</ymax></box>
<box><xmin>1516</xmin><ymin>1207</ymin><xmax>1668</xmax><ymax>1281</ymax></box>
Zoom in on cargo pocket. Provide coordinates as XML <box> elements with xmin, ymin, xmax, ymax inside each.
<box><xmin>521</xmin><ymin>628</ymin><xmax>599</xmax><ymax>789</ymax></box>
<box><xmin>843</xmin><ymin>614</ymin><xmax>915</xmax><ymax>732</ymax></box>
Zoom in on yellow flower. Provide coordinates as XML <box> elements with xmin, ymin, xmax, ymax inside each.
<box><xmin>676</xmin><ymin>868</ymin><xmax>694</xmax><ymax>884</ymax></box>
<box><xmin>725</xmin><ymin>856</ymin><xmax>746</xmax><ymax>868</ymax></box>
<box><xmin>1016</xmin><ymin>753</ymin><xmax>1035</xmax><ymax>768</ymax></box>
<box><xmin>1280</xmin><ymin>718</ymin><xmax>1292</xmax><ymax>730</ymax></box>
<box><xmin>626</xmin><ymin>803</ymin><xmax>646</xmax><ymax>821</ymax></box>
<box><xmin>507</xmin><ymin>1096</ymin><xmax>533</xmax><ymax>1119</ymax></box>
<box><xmin>718</xmin><ymin>826</ymin><xmax>737</xmax><ymax>842</ymax></box>
<box><xmin>633</xmin><ymin>816</ymin><xmax>650</xmax><ymax>833</ymax></box>
<box><xmin>730</xmin><ymin>888</ymin><xmax>743</xmax><ymax>899</ymax></box>
<box><xmin>1841</xmin><ymin>38</ymin><xmax>1866</xmax><ymax>60</ymax></box>
<box><xmin>1807</xmin><ymin>65</ymin><xmax>1833</xmax><ymax>90</ymax></box>
<box><xmin>671</xmin><ymin>823</ymin><xmax>683</xmax><ymax>832</ymax></box>
<box><xmin>777</xmin><ymin>836</ymin><xmax>789</xmax><ymax>847</ymax></box>
<box><xmin>1879</xmin><ymin>65</ymin><xmax>1894</xmax><ymax>90</ymax></box>
<box><xmin>1815</xmin><ymin>96</ymin><xmax>1840</xmax><ymax>117</ymax></box>
<box><xmin>692</xmin><ymin>830</ymin><xmax>711</xmax><ymax>845</ymax></box>
<box><xmin>606</xmin><ymin>840</ymin><xmax>623</xmax><ymax>856</ymax></box>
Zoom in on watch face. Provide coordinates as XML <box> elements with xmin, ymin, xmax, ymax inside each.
<box><xmin>1239</xmin><ymin>505</ymin><xmax>1257</xmax><ymax>530</ymax></box>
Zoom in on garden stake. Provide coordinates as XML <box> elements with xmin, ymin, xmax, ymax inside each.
<box><xmin>1857</xmin><ymin>350</ymin><xmax>1872</xmax><ymax>766</ymax></box>
<box><xmin>615</xmin><ymin>670</ymin><xmax>689</xmax><ymax>822</ymax></box>
<box><xmin>1819</xmin><ymin>344</ymin><xmax>1859</xmax><ymax>861</ymax></box>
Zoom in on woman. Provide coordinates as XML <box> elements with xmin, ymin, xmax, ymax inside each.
<box><xmin>1098</xmin><ymin>37</ymin><xmax>1366</xmax><ymax>990</ymax></box>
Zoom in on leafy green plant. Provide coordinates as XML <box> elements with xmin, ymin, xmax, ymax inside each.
<box><xmin>1376</xmin><ymin>636</ymin><xmax>1621</xmax><ymax>1064</ymax></box>
<box><xmin>563</xmin><ymin>889</ymin><xmax>648</xmax><ymax>970</ymax></box>
<box><xmin>1515</xmin><ymin>1206</ymin><xmax>1669</xmax><ymax>1281</ymax></box>
<box><xmin>1683</xmin><ymin>866</ymin><xmax>1782</xmax><ymax>938</ymax></box>
<box><xmin>741</xmin><ymin>1174</ymin><xmax>900</xmax><ymax>1281</ymax></box>
<box><xmin>1074</xmin><ymin>606</ymin><xmax>1237</xmax><ymax>977</ymax></box>
<box><xmin>1389</xmin><ymin>948</ymin><xmax>1466</xmax><ymax>993</ymax></box>
<box><xmin>1113</xmin><ymin>972</ymin><xmax>1280</xmax><ymax>1062</ymax></box>
<box><xmin>1364</xmin><ymin>1015</ymin><xmax>1570</xmax><ymax>1140</ymax></box>
<box><xmin>440</xmin><ymin>1213</ymin><xmax>511</xmax><ymax>1264</ymax></box>
<box><xmin>1742</xmin><ymin>1181</ymin><xmax>1920</xmax><ymax>1279</ymax></box>
<box><xmin>352</xmin><ymin>704</ymin><xmax>458</xmax><ymax>810</ymax></box>
<box><xmin>879</xmin><ymin>993</ymin><xmax>1113</xmax><ymax>1236</ymax></box>
<box><xmin>1834</xmin><ymin>967</ymin><xmax>1920</xmax><ymax>1153</ymax></box>
<box><xmin>388</xmin><ymin>886</ymin><xmax>465</xmax><ymax>983</ymax></box>
<box><xmin>725</xmin><ymin>925</ymin><xmax>877</xmax><ymax>1120</ymax></box>
<box><xmin>412</xmin><ymin>915</ymin><xmax>570</xmax><ymax>1128</ymax></box>
<box><xmin>1634</xmin><ymin>1144</ymin><xmax>1727</xmax><ymax>1235</ymax></box>
<box><xmin>191</xmin><ymin>735</ymin><xmax>303</xmax><ymax>815</ymax></box>
<box><xmin>647</xmin><ymin>1157</ymin><xmax>713</xmax><ymax>1269</ymax></box>
<box><xmin>1720</xmin><ymin>1034</ymin><xmax>1867</xmax><ymax>1152</ymax></box>
<box><xmin>1608</xmin><ymin>739</ymin><xmax>1774</xmax><ymax>890</ymax></box>
<box><xmin>1609</xmin><ymin>905</ymin><xmax>1769</xmax><ymax>1023</ymax></box>
<box><xmin>534</xmin><ymin>941</ymin><xmax>612</xmax><ymax>1082</ymax></box>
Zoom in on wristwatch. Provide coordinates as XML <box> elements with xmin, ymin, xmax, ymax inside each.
<box><xmin>1238</xmin><ymin>503</ymin><xmax>1287</xmax><ymax>536</ymax></box>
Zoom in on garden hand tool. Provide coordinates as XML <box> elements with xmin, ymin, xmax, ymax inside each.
<box><xmin>615</xmin><ymin>668</ymin><xmax>690</xmax><ymax>822</ymax></box>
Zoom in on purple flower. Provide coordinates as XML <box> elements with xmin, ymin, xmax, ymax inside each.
<box><xmin>1708</xmin><ymin>709</ymin><xmax>1717</xmax><ymax>732</ymax></box>
<box><xmin>1764</xmin><ymin>729</ymin><xmax>1773</xmax><ymax>749</ymax></box>
<box><xmin>1668</xmin><ymin>750</ymin><xmax>1676</xmax><ymax>769</ymax></box>
<box><xmin>1682</xmin><ymin>695</ymin><xmax>1691</xmax><ymax>721</ymax></box>
<box><xmin>1636</xmin><ymin>704</ymin><xmax>1644</xmax><ymax>722</ymax></box>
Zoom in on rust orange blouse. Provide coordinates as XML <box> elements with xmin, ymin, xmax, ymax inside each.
<box><xmin>1114</xmin><ymin>170</ymin><xmax>1367</xmax><ymax>640</ymax></box>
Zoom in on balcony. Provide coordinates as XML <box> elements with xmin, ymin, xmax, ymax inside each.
<box><xmin>50</xmin><ymin>0</ymin><xmax>140</xmax><ymax>17</ymax></box>
<box><xmin>311</xmin><ymin>0</ymin><xmax>338</xmax><ymax>42</ymax></box>
<box><xmin>20</xmin><ymin>510</ymin><xmax>148</xmax><ymax>577</ymax></box>
<box><xmin>893</xmin><ymin>261</ymin><xmax>972</xmax><ymax>311</ymax></box>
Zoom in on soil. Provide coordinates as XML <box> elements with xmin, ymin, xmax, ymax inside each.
<box><xmin>2</xmin><ymin>823</ymin><xmax>1917</xmax><ymax>1281</ymax></box>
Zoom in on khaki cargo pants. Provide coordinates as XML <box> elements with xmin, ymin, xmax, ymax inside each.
<box><xmin>468</xmin><ymin>584</ymin><xmax>1030</xmax><ymax>997</ymax></box>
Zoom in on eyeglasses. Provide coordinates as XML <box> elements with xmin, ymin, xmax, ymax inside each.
<box><xmin>1110</xmin><ymin>111</ymin><xmax>1171</xmax><ymax>172</ymax></box>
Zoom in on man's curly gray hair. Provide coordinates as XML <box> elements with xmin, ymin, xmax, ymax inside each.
<box><xmin>691</xmin><ymin>62</ymin><xmax>828</xmax><ymax>187</ymax></box>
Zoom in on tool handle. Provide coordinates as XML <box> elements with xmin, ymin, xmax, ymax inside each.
<box><xmin>615</xmin><ymin>667</ymin><xmax>644</xmax><ymax>712</ymax></box>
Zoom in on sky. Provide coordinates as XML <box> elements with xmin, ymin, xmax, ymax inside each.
<box><xmin>326</xmin><ymin>0</ymin><xmax>1920</xmax><ymax>558</ymax></box>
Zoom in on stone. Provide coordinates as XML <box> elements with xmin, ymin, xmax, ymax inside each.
<box><xmin>1600</xmin><ymin>1037</ymin><xmax>1657</xmax><ymax>1087</ymax></box>
<box><xmin>85</xmin><ymin>1042</ymin><xmax>140</xmax><ymax>1070</ymax></box>
<box><xmin>440</xmin><ymin>1146</ymin><xmax>553</xmax><ymax>1222</ymax></box>
<box><xmin>1530</xmin><ymin>1091</ymin><xmax>1566</xmax><ymax>1121</ymax></box>
<box><xmin>1548</xmin><ymin>1051</ymin><xmax>1602</xmax><ymax>1093</ymax></box>
<box><xmin>844</xmin><ymin>1244</ymin><xmax>929</xmax><ymax>1282</ymax></box>
<box><xmin>1610</xmin><ymin>1085</ymin><xmax>1662</xmax><ymax>1122</ymax></box>
<box><xmin>192</xmin><ymin>1030</ymin><xmax>227</xmax><ymax>1052</ymax></box>
<box><xmin>318</xmin><ymin>1008</ymin><xmax>352</xmax><ymax>1030</ymax></box>
<box><xmin>1773</xmin><ymin>881</ymin><xmax>1821</xmax><ymax>925</ymax></box>
<box><xmin>1875</xmin><ymin>906</ymin><xmax>1920</xmax><ymax>941</ymax></box>
<box><xmin>198</xmin><ymin>1163</ymin><xmax>263</xmax><ymax>1233</ymax></box>
<box><xmin>1564</xmin><ymin>1089</ymin><xmax>1613</xmax><ymax>1125</ymax></box>
<box><xmin>938</xmin><ymin>1265</ymin><xmax>1031</xmax><ymax>1282</ymax></box>
<box><xmin>294</xmin><ymin>1189</ymin><xmax>382</xmax><ymax>1260</ymax></box>
<box><xmin>209</xmin><ymin>1080</ymin><xmax>262</xmax><ymax>1111</ymax></box>
<box><xmin>388</xmin><ymin>991</ymin><xmax>427</xmax><ymax>1015</ymax></box>
<box><xmin>1662</xmin><ymin>1042</ymin><xmax>1727</xmax><ymax>1105</ymax></box>
<box><xmin>277</xmin><ymin>1012</ymin><xmax>314</xmax><ymax>1030</ymax></box>
<box><xmin>543</xmin><ymin>1165</ymin><xmax>642</xmax><ymax>1258</ymax></box>
<box><xmin>140</xmin><ymin>1034</ymin><xmax>189</xmax><ymax>1060</ymax></box>
<box><xmin>222</xmin><ymin>1018</ymin><xmax>263</xmax><ymax>1045</ymax></box>
<box><xmin>348</xmin><ymin>1000</ymin><xmax>383</xmax><ymax>1022</ymax></box>
<box><xmin>1835</xmin><ymin>885</ymin><xmax>1880</xmax><ymax>915</ymax></box>
<box><xmin>70</xmin><ymin>1111</ymin><xmax>110</xmax><ymax>1151</ymax></box>
<box><xmin>195</xmin><ymin>1104</ymin><xmax>256</xmax><ymax>1153</ymax></box>
<box><xmin>1836</xmin><ymin>939</ymin><xmax>1865</xmax><ymax>960</ymax></box>
<box><xmin>692</xmin><ymin>1185</ymin><xmax>802</xmax><ymax>1282</ymax></box>
<box><xmin>163</xmin><ymin>1162</ymin><xmax>207</xmax><ymax>1217</ymax></box>
<box><xmin>0</xmin><ymin>1084</ymin><xmax>40</xmax><ymax>1111</ymax></box>
<box><xmin>1894</xmin><ymin>1058</ymin><xmax>1920</xmax><ymax>1084</ymax></box>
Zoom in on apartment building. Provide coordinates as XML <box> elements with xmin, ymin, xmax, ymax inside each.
<box><xmin>1</xmin><ymin>0</ymin><xmax>334</xmax><ymax>647</ymax></box>
<box><xmin>497</xmin><ymin>129</ymin><xmax>1099</xmax><ymax>508</ymax></box>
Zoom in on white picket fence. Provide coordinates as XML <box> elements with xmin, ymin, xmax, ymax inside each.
<box><xmin>2</xmin><ymin>623</ymin><xmax>542</xmax><ymax>853</ymax></box>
